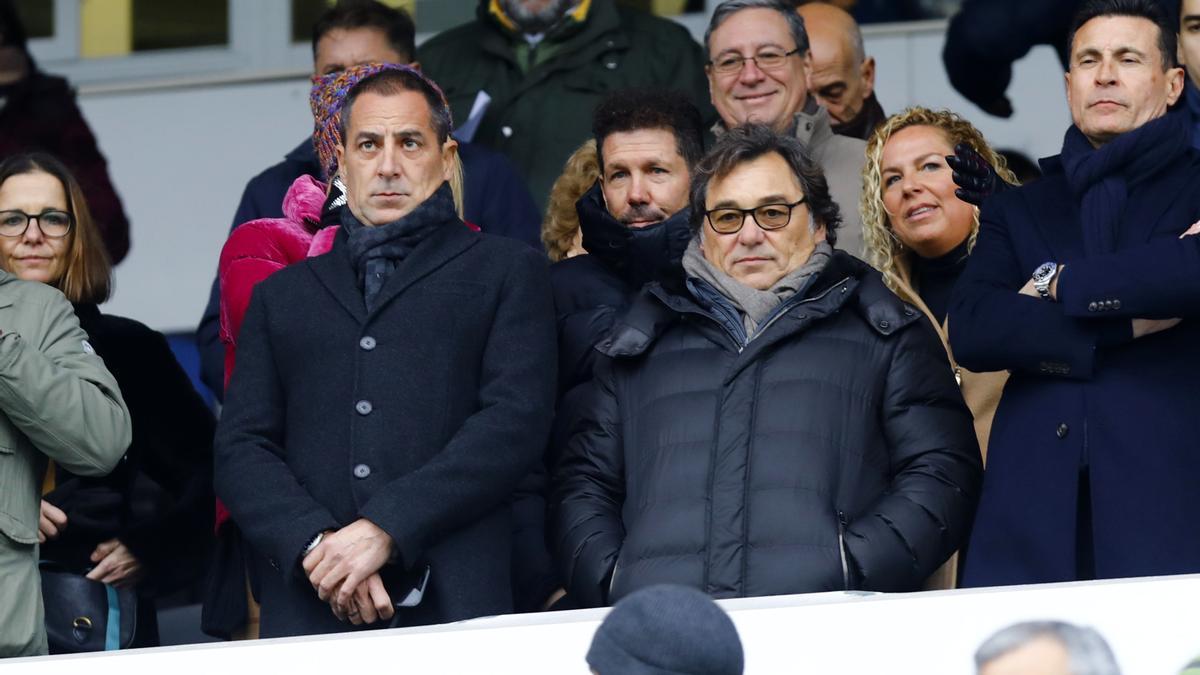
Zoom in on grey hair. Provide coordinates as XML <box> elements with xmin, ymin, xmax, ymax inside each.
<box><xmin>975</xmin><ymin>622</ymin><xmax>1122</xmax><ymax>675</ymax></box>
<box><xmin>704</xmin><ymin>0</ymin><xmax>810</xmax><ymax>59</ymax></box>
<box><xmin>689</xmin><ymin>122</ymin><xmax>841</xmax><ymax>245</ymax></box>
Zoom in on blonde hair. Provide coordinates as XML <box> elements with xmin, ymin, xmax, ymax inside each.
<box><xmin>449</xmin><ymin>148</ymin><xmax>465</xmax><ymax>219</ymax></box>
<box><xmin>542</xmin><ymin>139</ymin><xmax>599</xmax><ymax>262</ymax></box>
<box><xmin>860</xmin><ymin>107</ymin><xmax>1016</xmax><ymax>295</ymax></box>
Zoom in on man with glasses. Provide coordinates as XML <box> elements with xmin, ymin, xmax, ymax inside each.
<box><xmin>552</xmin><ymin>123</ymin><xmax>981</xmax><ymax>606</ymax></box>
<box><xmin>703</xmin><ymin>0</ymin><xmax>869</xmax><ymax>256</ymax></box>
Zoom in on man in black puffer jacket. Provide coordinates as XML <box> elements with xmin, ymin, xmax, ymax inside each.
<box><xmin>553</xmin><ymin>124</ymin><xmax>982</xmax><ymax>606</ymax></box>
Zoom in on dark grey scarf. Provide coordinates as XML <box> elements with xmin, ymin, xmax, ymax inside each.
<box><xmin>339</xmin><ymin>182</ymin><xmax>457</xmax><ymax>311</ymax></box>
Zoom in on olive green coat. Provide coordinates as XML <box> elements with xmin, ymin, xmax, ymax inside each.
<box><xmin>0</xmin><ymin>270</ymin><xmax>131</xmax><ymax>656</ymax></box>
<box><xmin>418</xmin><ymin>0</ymin><xmax>715</xmax><ymax>211</ymax></box>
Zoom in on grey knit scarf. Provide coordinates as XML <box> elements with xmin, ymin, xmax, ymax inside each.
<box><xmin>339</xmin><ymin>182</ymin><xmax>456</xmax><ymax>312</ymax></box>
<box><xmin>682</xmin><ymin>236</ymin><xmax>833</xmax><ymax>338</ymax></box>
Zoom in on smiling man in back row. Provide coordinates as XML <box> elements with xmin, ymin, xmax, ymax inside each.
<box><xmin>703</xmin><ymin>0</ymin><xmax>869</xmax><ymax>256</ymax></box>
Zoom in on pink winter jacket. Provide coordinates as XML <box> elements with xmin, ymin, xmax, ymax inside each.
<box><xmin>218</xmin><ymin>175</ymin><xmax>337</xmax><ymax>391</ymax></box>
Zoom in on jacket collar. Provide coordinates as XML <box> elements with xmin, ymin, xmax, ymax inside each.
<box><xmin>790</xmin><ymin>97</ymin><xmax>835</xmax><ymax>148</ymax></box>
<box><xmin>577</xmin><ymin>182</ymin><xmax>691</xmax><ymax>288</ymax></box>
<box><xmin>601</xmin><ymin>250</ymin><xmax>919</xmax><ymax>361</ymax></box>
<box><xmin>483</xmin><ymin>0</ymin><xmax>593</xmax><ymax>38</ymax></box>
<box><xmin>0</xmin><ymin>268</ymin><xmax>14</xmax><ymax>308</ymax></box>
<box><xmin>305</xmin><ymin>218</ymin><xmax>479</xmax><ymax>324</ymax></box>
<box><xmin>477</xmin><ymin>0</ymin><xmax>623</xmax><ymax>71</ymax></box>
<box><xmin>710</xmin><ymin>97</ymin><xmax>836</xmax><ymax>148</ymax></box>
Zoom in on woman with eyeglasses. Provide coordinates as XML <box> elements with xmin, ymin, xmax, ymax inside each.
<box><xmin>0</xmin><ymin>152</ymin><xmax>215</xmax><ymax>650</ymax></box>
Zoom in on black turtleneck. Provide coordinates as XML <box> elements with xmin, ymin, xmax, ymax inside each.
<box><xmin>911</xmin><ymin>236</ymin><xmax>971</xmax><ymax>325</ymax></box>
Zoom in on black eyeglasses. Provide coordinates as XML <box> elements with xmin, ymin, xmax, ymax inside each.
<box><xmin>705</xmin><ymin>198</ymin><xmax>806</xmax><ymax>235</ymax></box>
<box><xmin>708</xmin><ymin>48</ymin><xmax>801</xmax><ymax>75</ymax></box>
<box><xmin>0</xmin><ymin>210</ymin><xmax>73</xmax><ymax>238</ymax></box>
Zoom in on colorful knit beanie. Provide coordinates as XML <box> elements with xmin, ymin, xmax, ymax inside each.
<box><xmin>309</xmin><ymin>62</ymin><xmax>453</xmax><ymax>181</ymax></box>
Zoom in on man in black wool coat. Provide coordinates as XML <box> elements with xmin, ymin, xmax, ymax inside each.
<box><xmin>214</xmin><ymin>65</ymin><xmax>556</xmax><ymax>638</ymax></box>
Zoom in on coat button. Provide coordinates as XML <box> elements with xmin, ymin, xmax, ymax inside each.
<box><xmin>353</xmin><ymin>463</ymin><xmax>371</xmax><ymax>479</ymax></box>
<box><xmin>1088</xmin><ymin>302</ymin><xmax>1098</xmax><ymax>312</ymax></box>
<box><xmin>878</xmin><ymin>320</ymin><xmax>890</xmax><ymax>329</ymax></box>
<box><xmin>1103</xmin><ymin>300</ymin><xmax>1114</xmax><ymax>310</ymax></box>
<box><xmin>501</xmin><ymin>126</ymin><xmax>513</xmax><ymax>138</ymax></box>
<box><xmin>1112</xmin><ymin>299</ymin><xmax>1121</xmax><ymax>310</ymax></box>
<box><xmin>1056</xmin><ymin>423</ymin><xmax>1069</xmax><ymax>439</ymax></box>
<box><xmin>605</xmin><ymin>61</ymin><xmax>618</xmax><ymax>70</ymax></box>
<box><xmin>355</xmin><ymin>400</ymin><xmax>373</xmax><ymax>415</ymax></box>
<box><xmin>903</xmin><ymin>308</ymin><xmax>915</xmax><ymax>317</ymax></box>
<box><xmin>359</xmin><ymin>336</ymin><xmax>376</xmax><ymax>351</ymax></box>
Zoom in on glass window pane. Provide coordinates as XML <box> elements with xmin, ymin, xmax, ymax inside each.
<box><xmin>131</xmin><ymin>0</ymin><xmax>228</xmax><ymax>52</ymax></box>
<box><xmin>291</xmin><ymin>0</ymin><xmax>331</xmax><ymax>45</ymax></box>
<box><xmin>13</xmin><ymin>0</ymin><xmax>54</xmax><ymax>39</ymax></box>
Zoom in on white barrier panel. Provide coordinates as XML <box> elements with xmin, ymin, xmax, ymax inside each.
<box><xmin>8</xmin><ymin>575</ymin><xmax>1200</xmax><ymax>674</ymax></box>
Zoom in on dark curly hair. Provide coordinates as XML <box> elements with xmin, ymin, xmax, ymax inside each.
<box><xmin>592</xmin><ymin>88</ymin><xmax>705</xmax><ymax>174</ymax></box>
<box><xmin>689</xmin><ymin>123</ymin><xmax>842</xmax><ymax>245</ymax></box>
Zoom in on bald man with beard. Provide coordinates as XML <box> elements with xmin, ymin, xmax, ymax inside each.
<box><xmin>798</xmin><ymin>2</ymin><xmax>886</xmax><ymax>141</ymax></box>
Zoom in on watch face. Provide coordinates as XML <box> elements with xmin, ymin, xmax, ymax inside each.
<box><xmin>1033</xmin><ymin>262</ymin><xmax>1056</xmax><ymax>281</ymax></box>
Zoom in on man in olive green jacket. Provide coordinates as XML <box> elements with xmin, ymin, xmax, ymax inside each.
<box><xmin>0</xmin><ymin>269</ymin><xmax>131</xmax><ymax>656</ymax></box>
<box><xmin>419</xmin><ymin>0</ymin><xmax>715</xmax><ymax>211</ymax></box>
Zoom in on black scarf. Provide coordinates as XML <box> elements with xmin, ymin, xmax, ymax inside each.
<box><xmin>339</xmin><ymin>182</ymin><xmax>457</xmax><ymax>311</ymax></box>
<box><xmin>1060</xmin><ymin>106</ymin><xmax>1190</xmax><ymax>256</ymax></box>
<box><xmin>576</xmin><ymin>182</ymin><xmax>692</xmax><ymax>290</ymax></box>
<box><xmin>831</xmin><ymin>92</ymin><xmax>887</xmax><ymax>142</ymax></box>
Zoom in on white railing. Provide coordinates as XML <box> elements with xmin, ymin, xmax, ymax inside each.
<box><xmin>6</xmin><ymin>575</ymin><xmax>1200</xmax><ymax>673</ymax></box>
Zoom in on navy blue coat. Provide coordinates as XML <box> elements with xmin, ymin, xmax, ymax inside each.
<box><xmin>196</xmin><ymin>139</ymin><xmax>542</xmax><ymax>399</ymax></box>
<box><xmin>214</xmin><ymin>224</ymin><xmax>556</xmax><ymax>637</ymax></box>
<box><xmin>950</xmin><ymin>148</ymin><xmax>1200</xmax><ymax>587</ymax></box>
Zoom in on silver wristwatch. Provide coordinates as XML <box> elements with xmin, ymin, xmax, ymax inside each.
<box><xmin>1032</xmin><ymin>262</ymin><xmax>1058</xmax><ymax>299</ymax></box>
<box><xmin>303</xmin><ymin>531</ymin><xmax>325</xmax><ymax>556</ymax></box>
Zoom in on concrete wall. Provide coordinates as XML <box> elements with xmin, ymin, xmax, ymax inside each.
<box><xmin>78</xmin><ymin>22</ymin><xmax>1069</xmax><ymax>332</ymax></box>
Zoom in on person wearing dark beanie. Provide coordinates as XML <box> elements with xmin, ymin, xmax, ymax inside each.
<box><xmin>586</xmin><ymin>585</ymin><xmax>744</xmax><ymax>675</ymax></box>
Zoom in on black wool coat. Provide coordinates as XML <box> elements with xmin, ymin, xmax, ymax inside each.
<box><xmin>214</xmin><ymin>223</ymin><xmax>556</xmax><ymax>637</ymax></box>
<box><xmin>553</xmin><ymin>252</ymin><xmax>982</xmax><ymax>606</ymax></box>
<box><xmin>42</xmin><ymin>304</ymin><xmax>215</xmax><ymax>594</ymax></box>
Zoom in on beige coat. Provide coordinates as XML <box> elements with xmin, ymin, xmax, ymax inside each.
<box><xmin>789</xmin><ymin>104</ymin><xmax>868</xmax><ymax>258</ymax></box>
<box><xmin>0</xmin><ymin>270</ymin><xmax>131</xmax><ymax>656</ymax></box>
<box><xmin>888</xmin><ymin>254</ymin><xmax>1007</xmax><ymax>591</ymax></box>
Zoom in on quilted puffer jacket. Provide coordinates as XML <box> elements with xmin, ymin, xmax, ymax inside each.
<box><xmin>553</xmin><ymin>251</ymin><xmax>982</xmax><ymax>606</ymax></box>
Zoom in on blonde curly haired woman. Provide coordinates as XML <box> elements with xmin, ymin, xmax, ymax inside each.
<box><xmin>861</xmin><ymin>108</ymin><xmax>1017</xmax><ymax>589</ymax></box>
<box><xmin>862</xmin><ymin>108</ymin><xmax>1016</xmax><ymax>466</ymax></box>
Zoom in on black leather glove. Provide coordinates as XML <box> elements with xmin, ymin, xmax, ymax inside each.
<box><xmin>946</xmin><ymin>143</ymin><xmax>1008</xmax><ymax>207</ymax></box>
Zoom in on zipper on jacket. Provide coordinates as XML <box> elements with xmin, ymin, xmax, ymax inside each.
<box><xmin>837</xmin><ymin>510</ymin><xmax>852</xmax><ymax>591</ymax></box>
